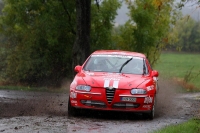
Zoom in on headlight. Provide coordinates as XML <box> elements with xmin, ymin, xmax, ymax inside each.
<box><xmin>76</xmin><ymin>85</ymin><xmax>91</xmax><ymax>92</ymax></box>
<box><xmin>131</xmin><ymin>89</ymin><xmax>147</xmax><ymax>94</ymax></box>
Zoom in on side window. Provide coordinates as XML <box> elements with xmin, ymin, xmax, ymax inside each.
<box><xmin>142</xmin><ymin>59</ymin><xmax>148</xmax><ymax>75</ymax></box>
<box><xmin>145</xmin><ymin>58</ymin><xmax>152</xmax><ymax>72</ymax></box>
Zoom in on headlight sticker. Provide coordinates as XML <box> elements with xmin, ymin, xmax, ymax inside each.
<box><xmin>70</xmin><ymin>92</ymin><xmax>77</xmax><ymax>98</ymax></box>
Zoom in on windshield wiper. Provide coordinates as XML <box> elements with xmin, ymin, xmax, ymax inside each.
<box><xmin>119</xmin><ymin>58</ymin><xmax>133</xmax><ymax>73</ymax></box>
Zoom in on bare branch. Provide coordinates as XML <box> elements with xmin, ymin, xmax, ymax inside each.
<box><xmin>95</xmin><ymin>0</ymin><xmax>100</xmax><ymax>10</ymax></box>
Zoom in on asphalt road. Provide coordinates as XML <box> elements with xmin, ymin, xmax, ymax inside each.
<box><xmin>0</xmin><ymin>79</ymin><xmax>199</xmax><ymax>133</ymax></box>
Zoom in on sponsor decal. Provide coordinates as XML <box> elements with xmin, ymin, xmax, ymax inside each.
<box><xmin>104</xmin><ymin>77</ymin><xmax>121</xmax><ymax>81</ymax></box>
<box><xmin>91</xmin><ymin>54</ymin><xmax>143</xmax><ymax>60</ymax></box>
<box><xmin>71</xmin><ymin>100</ymin><xmax>77</xmax><ymax>104</ymax></box>
<box><xmin>147</xmin><ymin>85</ymin><xmax>154</xmax><ymax>91</ymax></box>
<box><xmin>144</xmin><ymin>96</ymin><xmax>153</xmax><ymax>104</ymax></box>
<box><xmin>91</xmin><ymin>54</ymin><xmax>133</xmax><ymax>58</ymax></box>
<box><xmin>85</xmin><ymin>72</ymin><xmax>94</xmax><ymax>75</ymax></box>
<box><xmin>143</xmin><ymin>105</ymin><xmax>151</xmax><ymax>108</ymax></box>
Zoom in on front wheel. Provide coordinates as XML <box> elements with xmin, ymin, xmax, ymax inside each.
<box><xmin>143</xmin><ymin>96</ymin><xmax>156</xmax><ymax>120</ymax></box>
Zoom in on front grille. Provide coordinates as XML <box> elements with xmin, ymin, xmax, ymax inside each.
<box><xmin>106</xmin><ymin>88</ymin><xmax>116</xmax><ymax>104</ymax></box>
<box><xmin>81</xmin><ymin>100</ymin><xmax>106</xmax><ymax>108</ymax></box>
<box><xmin>112</xmin><ymin>102</ymin><xmax>140</xmax><ymax>109</ymax></box>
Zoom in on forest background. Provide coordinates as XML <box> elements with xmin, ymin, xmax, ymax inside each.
<box><xmin>0</xmin><ymin>0</ymin><xmax>199</xmax><ymax>88</ymax></box>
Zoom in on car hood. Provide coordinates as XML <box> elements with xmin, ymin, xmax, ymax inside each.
<box><xmin>80</xmin><ymin>71</ymin><xmax>149</xmax><ymax>89</ymax></box>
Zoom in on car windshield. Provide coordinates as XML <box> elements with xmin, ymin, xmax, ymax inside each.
<box><xmin>83</xmin><ymin>54</ymin><xmax>147</xmax><ymax>75</ymax></box>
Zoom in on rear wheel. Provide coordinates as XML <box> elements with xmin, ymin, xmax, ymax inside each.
<box><xmin>68</xmin><ymin>97</ymin><xmax>79</xmax><ymax>117</ymax></box>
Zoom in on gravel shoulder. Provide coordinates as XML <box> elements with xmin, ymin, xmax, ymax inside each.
<box><xmin>0</xmin><ymin>79</ymin><xmax>200</xmax><ymax>133</ymax></box>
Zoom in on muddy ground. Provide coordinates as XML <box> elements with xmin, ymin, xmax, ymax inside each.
<box><xmin>0</xmin><ymin>79</ymin><xmax>200</xmax><ymax>133</ymax></box>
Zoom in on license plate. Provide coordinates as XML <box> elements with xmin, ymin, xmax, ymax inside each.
<box><xmin>121</xmin><ymin>97</ymin><xmax>136</xmax><ymax>102</ymax></box>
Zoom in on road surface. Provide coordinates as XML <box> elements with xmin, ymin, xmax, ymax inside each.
<box><xmin>0</xmin><ymin>79</ymin><xmax>199</xmax><ymax>133</ymax></box>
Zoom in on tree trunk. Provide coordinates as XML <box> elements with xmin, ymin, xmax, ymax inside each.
<box><xmin>72</xmin><ymin>0</ymin><xmax>91</xmax><ymax>74</ymax></box>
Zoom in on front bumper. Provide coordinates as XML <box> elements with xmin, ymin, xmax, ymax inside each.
<box><xmin>69</xmin><ymin>89</ymin><xmax>155</xmax><ymax>112</ymax></box>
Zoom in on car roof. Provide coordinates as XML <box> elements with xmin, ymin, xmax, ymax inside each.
<box><xmin>91</xmin><ymin>50</ymin><xmax>146</xmax><ymax>58</ymax></box>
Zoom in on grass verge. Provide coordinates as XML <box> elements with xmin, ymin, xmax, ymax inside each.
<box><xmin>153</xmin><ymin>119</ymin><xmax>200</xmax><ymax>133</ymax></box>
<box><xmin>154</xmin><ymin>52</ymin><xmax>200</xmax><ymax>92</ymax></box>
<box><xmin>154</xmin><ymin>52</ymin><xmax>200</xmax><ymax>132</ymax></box>
<box><xmin>0</xmin><ymin>85</ymin><xmax>68</xmax><ymax>93</ymax></box>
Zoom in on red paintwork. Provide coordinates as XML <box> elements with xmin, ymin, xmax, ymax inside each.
<box><xmin>69</xmin><ymin>50</ymin><xmax>159</xmax><ymax>113</ymax></box>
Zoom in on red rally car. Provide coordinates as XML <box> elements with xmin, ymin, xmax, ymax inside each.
<box><xmin>68</xmin><ymin>50</ymin><xmax>159</xmax><ymax>119</ymax></box>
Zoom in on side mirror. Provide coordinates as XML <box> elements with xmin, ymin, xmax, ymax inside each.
<box><xmin>74</xmin><ymin>65</ymin><xmax>82</xmax><ymax>73</ymax></box>
<box><xmin>151</xmin><ymin>70</ymin><xmax>159</xmax><ymax>77</ymax></box>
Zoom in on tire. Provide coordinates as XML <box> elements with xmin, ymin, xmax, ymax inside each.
<box><xmin>143</xmin><ymin>96</ymin><xmax>156</xmax><ymax>120</ymax></box>
<box><xmin>68</xmin><ymin>97</ymin><xmax>79</xmax><ymax>117</ymax></box>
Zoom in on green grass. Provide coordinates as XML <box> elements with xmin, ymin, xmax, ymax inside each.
<box><xmin>0</xmin><ymin>85</ymin><xmax>48</xmax><ymax>91</ymax></box>
<box><xmin>154</xmin><ymin>52</ymin><xmax>200</xmax><ymax>91</ymax></box>
<box><xmin>153</xmin><ymin>119</ymin><xmax>200</xmax><ymax>133</ymax></box>
<box><xmin>0</xmin><ymin>85</ymin><xmax>67</xmax><ymax>93</ymax></box>
<box><xmin>153</xmin><ymin>52</ymin><xmax>200</xmax><ymax>133</ymax></box>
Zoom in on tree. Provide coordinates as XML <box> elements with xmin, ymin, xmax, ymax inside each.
<box><xmin>112</xmin><ymin>21</ymin><xmax>135</xmax><ymax>50</ymax></box>
<box><xmin>0</xmin><ymin>0</ymin><xmax>76</xmax><ymax>86</ymax></box>
<box><xmin>168</xmin><ymin>16</ymin><xmax>200</xmax><ymax>52</ymax></box>
<box><xmin>72</xmin><ymin>0</ymin><xmax>121</xmax><ymax>70</ymax></box>
<box><xmin>0</xmin><ymin>0</ymin><xmax>121</xmax><ymax>86</ymax></box>
<box><xmin>177</xmin><ymin>0</ymin><xmax>200</xmax><ymax>9</ymax></box>
<box><xmin>112</xmin><ymin>0</ymin><xmax>178</xmax><ymax>66</ymax></box>
<box><xmin>91</xmin><ymin>0</ymin><xmax>121</xmax><ymax>51</ymax></box>
<box><xmin>72</xmin><ymin>0</ymin><xmax>91</xmax><ymax>71</ymax></box>
<box><xmin>131</xmin><ymin>0</ymin><xmax>176</xmax><ymax>65</ymax></box>
<box><xmin>189</xmin><ymin>22</ymin><xmax>200</xmax><ymax>52</ymax></box>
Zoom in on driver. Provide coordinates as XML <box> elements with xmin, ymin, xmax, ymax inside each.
<box><xmin>94</xmin><ymin>58</ymin><xmax>108</xmax><ymax>71</ymax></box>
<box><xmin>125</xmin><ymin>59</ymin><xmax>143</xmax><ymax>74</ymax></box>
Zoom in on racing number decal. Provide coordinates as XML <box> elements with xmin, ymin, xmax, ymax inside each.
<box><xmin>104</xmin><ymin>80</ymin><xmax>109</xmax><ymax>88</ymax></box>
<box><xmin>104</xmin><ymin>79</ymin><xmax>119</xmax><ymax>88</ymax></box>
<box><xmin>113</xmin><ymin>80</ymin><xmax>119</xmax><ymax>88</ymax></box>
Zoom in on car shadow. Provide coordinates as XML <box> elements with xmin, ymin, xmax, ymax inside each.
<box><xmin>67</xmin><ymin>109</ymin><xmax>157</xmax><ymax>121</ymax></box>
